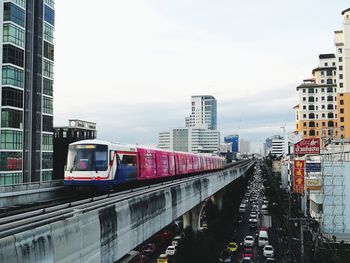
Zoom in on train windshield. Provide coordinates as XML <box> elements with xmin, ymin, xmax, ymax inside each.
<box><xmin>66</xmin><ymin>144</ymin><xmax>108</xmax><ymax>172</ymax></box>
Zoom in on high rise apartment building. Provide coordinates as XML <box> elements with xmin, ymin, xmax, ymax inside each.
<box><xmin>335</xmin><ymin>8</ymin><xmax>350</xmax><ymax>139</ymax></box>
<box><xmin>185</xmin><ymin>95</ymin><xmax>217</xmax><ymax>130</ymax></box>
<box><xmin>294</xmin><ymin>54</ymin><xmax>338</xmax><ymax>140</ymax></box>
<box><xmin>295</xmin><ymin>9</ymin><xmax>350</xmax><ymax>141</ymax></box>
<box><xmin>0</xmin><ymin>0</ymin><xmax>55</xmax><ymax>185</ymax></box>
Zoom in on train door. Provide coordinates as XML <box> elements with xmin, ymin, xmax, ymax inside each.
<box><xmin>117</xmin><ymin>151</ymin><xmax>138</xmax><ymax>182</ymax></box>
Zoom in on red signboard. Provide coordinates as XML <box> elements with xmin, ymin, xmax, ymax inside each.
<box><xmin>293</xmin><ymin>160</ymin><xmax>305</xmax><ymax>194</ymax></box>
<box><xmin>294</xmin><ymin>138</ymin><xmax>320</xmax><ymax>156</ymax></box>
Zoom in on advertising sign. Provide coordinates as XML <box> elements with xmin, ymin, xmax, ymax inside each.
<box><xmin>305</xmin><ymin>162</ymin><xmax>321</xmax><ymax>173</ymax></box>
<box><xmin>294</xmin><ymin>138</ymin><xmax>320</xmax><ymax>156</ymax></box>
<box><xmin>293</xmin><ymin>160</ymin><xmax>305</xmax><ymax>194</ymax></box>
<box><xmin>305</xmin><ymin>178</ymin><xmax>322</xmax><ymax>191</ymax></box>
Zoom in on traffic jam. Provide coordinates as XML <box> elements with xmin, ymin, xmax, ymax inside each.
<box><xmin>219</xmin><ymin>166</ymin><xmax>279</xmax><ymax>263</ymax></box>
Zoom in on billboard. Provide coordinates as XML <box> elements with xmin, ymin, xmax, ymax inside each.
<box><xmin>305</xmin><ymin>162</ymin><xmax>321</xmax><ymax>173</ymax></box>
<box><xmin>294</xmin><ymin>138</ymin><xmax>320</xmax><ymax>156</ymax></box>
<box><xmin>294</xmin><ymin>160</ymin><xmax>305</xmax><ymax>193</ymax></box>
<box><xmin>305</xmin><ymin>178</ymin><xmax>322</xmax><ymax>191</ymax></box>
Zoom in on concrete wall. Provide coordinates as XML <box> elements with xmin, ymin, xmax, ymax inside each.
<box><xmin>0</xmin><ymin>162</ymin><xmax>254</xmax><ymax>263</ymax></box>
<box><xmin>0</xmin><ymin>180</ymin><xmax>63</xmax><ymax>208</ymax></box>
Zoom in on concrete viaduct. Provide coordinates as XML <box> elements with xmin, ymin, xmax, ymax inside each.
<box><xmin>0</xmin><ymin>160</ymin><xmax>255</xmax><ymax>263</ymax></box>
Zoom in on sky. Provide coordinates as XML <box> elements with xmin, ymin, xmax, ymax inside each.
<box><xmin>54</xmin><ymin>0</ymin><xmax>349</xmax><ymax>152</ymax></box>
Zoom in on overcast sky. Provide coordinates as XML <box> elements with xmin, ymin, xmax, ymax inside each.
<box><xmin>53</xmin><ymin>0</ymin><xmax>349</xmax><ymax>152</ymax></box>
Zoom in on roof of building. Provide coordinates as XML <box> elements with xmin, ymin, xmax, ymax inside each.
<box><xmin>296</xmin><ymin>83</ymin><xmax>336</xmax><ymax>90</ymax></box>
<box><xmin>341</xmin><ymin>8</ymin><xmax>350</xmax><ymax>15</ymax></box>
<box><xmin>319</xmin><ymin>54</ymin><xmax>335</xmax><ymax>59</ymax></box>
<box><xmin>312</xmin><ymin>66</ymin><xmax>336</xmax><ymax>74</ymax></box>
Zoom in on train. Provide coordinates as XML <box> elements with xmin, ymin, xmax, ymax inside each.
<box><xmin>64</xmin><ymin>140</ymin><xmax>225</xmax><ymax>190</ymax></box>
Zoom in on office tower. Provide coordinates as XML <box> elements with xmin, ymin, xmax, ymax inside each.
<box><xmin>0</xmin><ymin>0</ymin><xmax>55</xmax><ymax>185</ymax></box>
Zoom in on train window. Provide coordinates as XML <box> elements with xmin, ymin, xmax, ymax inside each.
<box><xmin>121</xmin><ymin>155</ymin><xmax>136</xmax><ymax>166</ymax></box>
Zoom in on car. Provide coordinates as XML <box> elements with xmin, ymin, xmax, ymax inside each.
<box><xmin>263</xmin><ymin>245</ymin><xmax>274</xmax><ymax>258</ymax></box>
<box><xmin>243</xmin><ymin>236</ymin><xmax>254</xmax><ymax>247</ymax></box>
<box><xmin>241</xmin><ymin>257</ymin><xmax>253</xmax><ymax>263</ymax></box>
<box><xmin>226</xmin><ymin>242</ymin><xmax>238</xmax><ymax>253</ymax></box>
<box><xmin>249</xmin><ymin>212</ymin><xmax>257</xmax><ymax>218</ymax></box>
<box><xmin>219</xmin><ymin>249</ymin><xmax>232</xmax><ymax>263</ymax></box>
<box><xmin>242</xmin><ymin>247</ymin><xmax>253</xmax><ymax>259</ymax></box>
<box><xmin>265</xmin><ymin>258</ymin><xmax>276</xmax><ymax>262</ymax></box>
<box><xmin>248</xmin><ymin>218</ymin><xmax>257</xmax><ymax>224</ymax></box>
<box><xmin>141</xmin><ymin>243</ymin><xmax>156</xmax><ymax>256</ymax></box>
<box><xmin>165</xmin><ymin>245</ymin><xmax>176</xmax><ymax>256</ymax></box>
<box><xmin>260</xmin><ymin>226</ymin><xmax>269</xmax><ymax>232</ymax></box>
<box><xmin>172</xmin><ymin>236</ymin><xmax>182</xmax><ymax>247</ymax></box>
<box><xmin>157</xmin><ymin>254</ymin><xmax>168</xmax><ymax>263</ymax></box>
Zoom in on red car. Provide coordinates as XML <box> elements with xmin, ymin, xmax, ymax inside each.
<box><xmin>242</xmin><ymin>247</ymin><xmax>254</xmax><ymax>259</ymax></box>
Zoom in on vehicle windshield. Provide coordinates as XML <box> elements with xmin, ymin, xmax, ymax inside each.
<box><xmin>66</xmin><ymin>144</ymin><xmax>108</xmax><ymax>171</ymax></box>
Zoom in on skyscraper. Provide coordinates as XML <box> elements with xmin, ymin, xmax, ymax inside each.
<box><xmin>185</xmin><ymin>95</ymin><xmax>217</xmax><ymax>130</ymax></box>
<box><xmin>224</xmin><ymin>134</ymin><xmax>239</xmax><ymax>153</ymax></box>
<box><xmin>0</xmin><ymin>0</ymin><xmax>55</xmax><ymax>185</ymax></box>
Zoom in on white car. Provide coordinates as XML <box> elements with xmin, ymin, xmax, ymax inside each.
<box><xmin>165</xmin><ymin>245</ymin><xmax>176</xmax><ymax>256</ymax></box>
<box><xmin>249</xmin><ymin>211</ymin><xmax>257</xmax><ymax>218</ymax></box>
<box><xmin>263</xmin><ymin>245</ymin><xmax>274</xmax><ymax>258</ymax></box>
<box><xmin>243</xmin><ymin>236</ymin><xmax>255</xmax><ymax>247</ymax></box>
<box><xmin>248</xmin><ymin>218</ymin><xmax>258</xmax><ymax>224</ymax></box>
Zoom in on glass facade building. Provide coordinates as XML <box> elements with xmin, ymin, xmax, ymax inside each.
<box><xmin>0</xmin><ymin>0</ymin><xmax>54</xmax><ymax>185</ymax></box>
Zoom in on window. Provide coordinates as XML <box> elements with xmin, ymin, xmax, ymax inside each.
<box><xmin>42</xmin><ymin>134</ymin><xmax>53</xmax><ymax>151</ymax></box>
<box><xmin>340</xmin><ymin>74</ymin><xmax>343</xmax><ymax>80</ymax></box>
<box><xmin>340</xmin><ymin>100</ymin><xmax>344</xmax><ymax>105</ymax></box>
<box><xmin>340</xmin><ymin>83</ymin><xmax>343</xmax><ymax>88</ymax></box>
<box><xmin>1</xmin><ymin>109</ymin><xmax>22</xmax><ymax>128</ymax></box>
<box><xmin>303</xmin><ymin>97</ymin><xmax>306</xmax><ymax>102</ymax></box>
<box><xmin>341</xmin><ymin>117</ymin><xmax>344</xmax><ymax>122</ymax></box>
<box><xmin>339</xmin><ymin>65</ymin><xmax>343</xmax><ymax>71</ymax></box>
<box><xmin>44</xmin><ymin>0</ymin><xmax>55</xmax><ymax>8</ymax></box>
<box><xmin>339</xmin><ymin>57</ymin><xmax>343</xmax><ymax>62</ymax></box>
<box><xmin>303</xmin><ymin>122</ymin><xmax>307</xmax><ymax>127</ymax></box>
<box><xmin>303</xmin><ymin>89</ymin><xmax>306</xmax><ymax>93</ymax></box>
<box><xmin>44</xmin><ymin>41</ymin><xmax>54</xmax><ymax>61</ymax></box>
<box><xmin>43</xmin><ymin>23</ymin><xmax>54</xmax><ymax>43</ymax></box>
<box><xmin>43</xmin><ymin>97</ymin><xmax>53</xmax><ymax>114</ymax></box>
<box><xmin>326</xmin><ymin>79</ymin><xmax>333</xmax><ymax>85</ymax></box>
<box><xmin>325</xmin><ymin>63</ymin><xmax>328</xmax><ymax>66</ymax></box>
<box><xmin>0</xmin><ymin>130</ymin><xmax>22</xmax><ymax>150</ymax></box>
<box><xmin>327</xmin><ymin>96</ymin><xmax>333</xmax><ymax>102</ymax></box>
<box><xmin>2</xmin><ymin>65</ymin><xmax>23</xmax><ymax>88</ymax></box>
<box><xmin>3</xmin><ymin>23</ymin><xmax>24</xmax><ymax>47</ymax></box>
<box><xmin>321</xmin><ymin>88</ymin><xmax>324</xmax><ymax>92</ymax></box>
<box><xmin>42</xmin><ymin>152</ymin><xmax>53</xmax><ymax>169</ymax></box>
<box><xmin>308</xmin><ymin>96</ymin><xmax>314</xmax><ymax>102</ymax></box>
<box><xmin>327</xmin><ymin>104</ymin><xmax>333</xmax><ymax>110</ymax></box>
<box><xmin>303</xmin><ymin>131</ymin><xmax>307</xmax><ymax>135</ymax></box>
<box><xmin>303</xmin><ymin>114</ymin><xmax>306</xmax><ymax>118</ymax></box>
<box><xmin>42</xmin><ymin>170</ymin><xmax>53</xmax><ymax>182</ymax></box>
<box><xmin>340</xmin><ymin>108</ymin><xmax>344</xmax><ymax>114</ymax></box>
<box><xmin>43</xmin><ymin>59</ymin><xmax>54</xmax><ymax>79</ymax></box>
<box><xmin>322</xmin><ymin>122</ymin><xmax>325</xmax><ymax>126</ymax></box>
<box><xmin>0</xmin><ymin>152</ymin><xmax>22</xmax><ymax>171</ymax></box>
<box><xmin>43</xmin><ymin>115</ymin><xmax>53</xmax><ymax>132</ymax></box>
<box><xmin>0</xmin><ymin>172</ymin><xmax>22</xmax><ymax>185</ymax></box>
<box><xmin>328</xmin><ymin>121</ymin><xmax>334</xmax><ymax>127</ymax></box>
<box><xmin>321</xmin><ymin>96</ymin><xmax>325</xmax><ymax>101</ymax></box>
<box><xmin>43</xmin><ymin>78</ymin><xmax>53</xmax><ymax>96</ymax></box>
<box><xmin>326</xmin><ymin>70</ymin><xmax>332</xmax><ymax>76</ymax></box>
<box><xmin>338</xmin><ymin>48</ymin><xmax>342</xmax><ymax>54</ymax></box>
<box><xmin>44</xmin><ymin>5</ymin><xmax>55</xmax><ymax>26</ymax></box>
<box><xmin>321</xmin><ymin>80</ymin><xmax>324</xmax><ymax>84</ymax></box>
<box><xmin>309</xmin><ymin>88</ymin><xmax>314</xmax><ymax>93</ymax></box>
<box><xmin>309</xmin><ymin>130</ymin><xmax>315</xmax><ymax>136</ymax></box>
<box><xmin>309</xmin><ymin>121</ymin><xmax>315</xmax><ymax>127</ymax></box>
<box><xmin>321</xmin><ymin>71</ymin><xmax>324</xmax><ymax>76</ymax></box>
<box><xmin>3</xmin><ymin>44</ymin><xmax>24</xmax><ymax>67</ymax></box>
<box><xmin>308</xmin><ymin>105</ymin><xmax>314</xmax><ymax>110</ymax></box>
<box><xmin>328</xmin><ymin>113</ymin><xmax>334</xmax><ymax>118</ymax></box>
<box><xmin>332</xmin><ymin>62</ymin><xmax>336</xmax><ymax>66</ymax></box>
<box><xmin>322</xmin><ymin>113</ymin><xmax>325</xmax><ymax>118</ymax></box>
<box><xmin>303</xmin><ymin>105</ymin><xmax>306</xmax><ymax>110</ymax></box>
<box><xmin>2</xmin><ymin>87</ymin><xmax>23</xmax><ymax>108</ymax></box>
<box><xmin>309</xmin><ymin>113</ymin><xmax>315</xmax><ymax>119</ymax></box>
<box><xmin>322</xmin><ymin>105</ymin><xmax>325</xmax><ymax>109</ymax></box>
<box><xmin>3</xmin><ymin>3</ymin><xmax>25</xmax><ymax>27</ymax></box>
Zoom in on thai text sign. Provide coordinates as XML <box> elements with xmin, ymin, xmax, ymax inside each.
<box><xmin>305</xmin><ymin>162</ymin><xmax>321</xmax><ymax>173</ymax></box>
<box><xmin>294</xmin><ymin>138</ymin><xmax>320</xmax><ymax>155</ymax></box>
<box><xmin>305</xmin><ymin>178</ymin><xmax>322</xmax><ymax>191</ymax></box>
<box><xmin>294</xmin><ymin>160</ymin><xmax>305</xmax><ymax>193</ymax></box>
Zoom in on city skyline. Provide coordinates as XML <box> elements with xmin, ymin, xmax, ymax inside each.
<box><xmin>54</xmin><ymin>1</ymin><xmax>349</xmax><ymax>152</ymax></box>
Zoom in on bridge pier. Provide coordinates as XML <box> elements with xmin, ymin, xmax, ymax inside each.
<box><xmin>183</xmin><ymin>203</ymin><xmax>203</xmax><ymax>231</ymax></box>
<box><xmin>213</xmin><ymin>189</ymin><xmax>225</xmax><ymax>211</ymax></box>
